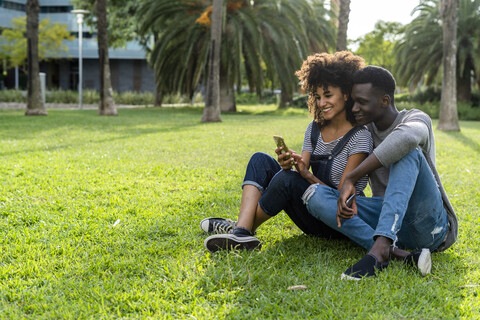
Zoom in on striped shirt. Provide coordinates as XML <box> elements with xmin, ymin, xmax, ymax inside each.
<box><xmin>302</xmin><ymin>121</ymin><xmax>373</xmax><ymax>193</ymax></box>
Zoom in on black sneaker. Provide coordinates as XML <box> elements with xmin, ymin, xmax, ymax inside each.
<box><xmin>341</xmin><ymin>254</ymin><xmax>389</xmax><ymax>280</ymax></box>
<box><xmin>204</xmin><ymin>233</ymin><xmax>261</xmax><ymax>252</ymax></box>
<box><xmin>200</xmin><ymin>217</ymin><xmax>236</xmax><ymax>234</ymax></box>
<box><xmin>403</xmin><ymin>248</ymin><xmax>431</xmax><ymax>276</ymax></box>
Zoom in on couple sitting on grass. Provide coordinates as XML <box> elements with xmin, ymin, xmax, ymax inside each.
<box><xmin>200</xmin><ymin>51</ymin><xmax>458</xmax><ymax>280</ymax></box>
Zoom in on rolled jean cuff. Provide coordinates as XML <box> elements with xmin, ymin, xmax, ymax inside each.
<box><xmin>258</xmin><ymin>199</ymin><xmax>277</xmax><ymax>217</ymax></box>
<box><xmin>242</xmin><ymin>180</ymin><xmax>265</xmax><ymax>194</ymax></box>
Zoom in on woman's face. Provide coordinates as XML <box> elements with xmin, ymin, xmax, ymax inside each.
<box><xmin>314</xmin><ymin>85</ymin><xmax>348</xmax><ymax>121</ymax></box>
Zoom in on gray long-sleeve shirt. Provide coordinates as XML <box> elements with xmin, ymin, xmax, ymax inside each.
<box><xmin>368</xmin><ymin>109</ymin><xmax>457</xmax><ymax>251</ymax></box>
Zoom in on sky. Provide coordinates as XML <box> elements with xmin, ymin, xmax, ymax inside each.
<box><xmin>347</xmin><ymin>0</ymin><xmax>421</xmax><ymax>40</ymax></box>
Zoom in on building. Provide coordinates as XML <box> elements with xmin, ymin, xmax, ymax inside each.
<box><xmin>0</xmin><ymin>0</ymin><xmax>155</xmax><ymax>92</ymax></box>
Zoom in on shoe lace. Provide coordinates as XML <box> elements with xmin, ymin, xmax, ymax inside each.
<box><xmin>212</xmin><ymin>219</ymin><xmax>235</xmax><ymax>233</ymax></box>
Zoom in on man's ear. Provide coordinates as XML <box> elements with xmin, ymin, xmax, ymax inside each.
<box><xmin>381</xmin><ymin>94</ymin><xmax>391</xmax><ymax>108</ymax></box>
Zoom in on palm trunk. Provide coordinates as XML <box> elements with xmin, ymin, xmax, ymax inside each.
<box><xmin>220</xmin><ymin>68</ymin><xmax>236</xmax><ymax>112</ymax></box>
<box><xmin>438</xmin><ymin>0</ymin><xmax>459</xmax><ymax>131</ymax></box>
<box><xmin>96</xmin><ymin>0</ymin><xmax>117</xmax><ymax>116</ymax></box>
<box><xmin>202</xmin><ymin>0</ymin><xmax>222</xmax><ymax>122</ymax></box>
<box><xmin>457</xmin><ymin>54</ymin><xmax>473</xmax><ymax>102</ymax></box>
<box><xmin>25</xmin><ymin>0</ymin><xmax>47</xmax><ymax>116</ymax></box>
<box><xmin>154</xmin><ymin>81</ymin><xmax>163</xmax><ymax>106</ymax></box>
<box><xmin>336</xmin><ymin>0</ymin><xmax>350</xmax><ymax>51</ymax></box>
<box><xmin>152</xmin><ymin>33</ymin><xmax>163</xmax><ymax>107</ymax></box>
<box><xmin>278</xmin><ymin>87</ymin><xmax>292</xmax><ymax>108</ymax></box>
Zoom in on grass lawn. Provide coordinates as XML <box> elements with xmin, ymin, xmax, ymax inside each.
<box><xmin>0</xmin><ymin>105</ymin><xmax>479</xmax><ymax>319</ymax></box>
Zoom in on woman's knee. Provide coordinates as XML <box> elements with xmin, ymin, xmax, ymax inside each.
<box><xmin>268</xmin><ymin>170</ymin><xmax>299</xmax><ymax>189</ymax></box>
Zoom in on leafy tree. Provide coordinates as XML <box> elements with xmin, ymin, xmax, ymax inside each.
<box><xmin>438</xmin><ymin>0</ymin><xmax>460</xmax><ymax>131</ymax></box>
<box><xmin>137</xmin><ymin>0</ymin><xmax>335</xmax><ymax>108</ymax></box>
<box><xmin>0</xmin><ymin>16</ymin><xmax>73</xmax><ymax>72</ymax></box>
<box><xmin>353</xmin><ymin>21</ymin><xmax>403</xmax><ymax>72</ymax></box>
<box><xmin>72</xmin><ymin>0</ymin><xmax>139</xmax><ymax>48</ymax></box>
<box><xmin>394</xmin><ymin>0</ymin><xmax>480</xmax><ymax>102</ymax></box>
<box><xmin>25</xmin><ymin>0</ymin><xmax>47</xmax><ymax>116</ymax></box>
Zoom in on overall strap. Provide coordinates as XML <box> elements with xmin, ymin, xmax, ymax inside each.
<box><xmin>331</xmin><ymin>126</ymin><xmax>364</xmax><ymax>157</ymax></box>
<box><xmin>310</xmin><ymin>121</ymin><xmax>321</xmax><ymax>150</ymax></box>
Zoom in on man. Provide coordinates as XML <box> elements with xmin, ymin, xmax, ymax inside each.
<box><xmin>303</xmin><ymin>66</ymin><xmax>458</xmax><ymax>279</ymax></box>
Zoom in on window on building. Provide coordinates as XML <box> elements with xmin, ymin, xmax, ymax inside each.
<box><xmin>2</xmin><ymin>0</ymin><xmax>26</xmax><ymax>11</ymax></box>
<box><xmin>40</xmin><ymin>6</ymin><xmax>74</xmax><ymax>14</ymax></box>
<box><xmin>1</xmin><ymin>1</ymin><xmax>73</xmax><ymax>13</ymax></box>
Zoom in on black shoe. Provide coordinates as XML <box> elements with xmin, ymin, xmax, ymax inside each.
<box><xmin>341</xmin><ymin>254</ymin><xmax>389</xmax><ymax>280</ymax></box>
<box><xmin>404</xmin><ymin>248</ymin><xmax>431</xmax><ymax>276</ymax></box>
<box><xmin>200</xmin><ymin>217</ymin><xmax>236</xmax><ymax>234</ymax></box>
<box><xmin>204</xmin><ymin>233</ymin><xmax>261</xmax><ymax>252</ymax></box>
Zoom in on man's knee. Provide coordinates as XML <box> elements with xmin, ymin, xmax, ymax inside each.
<box><xmin>303</xmin><ymin>184</ymin><xmax>337</xmax><ymax>213</ymax></box>
<box><xmin>392</xmin><ymin>148</ymin><xmax>424</xmax><ymax>168</ymax></box>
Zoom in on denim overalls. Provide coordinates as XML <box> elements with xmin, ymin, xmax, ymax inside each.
<box><xmin>309</xmin><ymin>123</ymin><xmax>364</xmax><ymax>189</ymax></box>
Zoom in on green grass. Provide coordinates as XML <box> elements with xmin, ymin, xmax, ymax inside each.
<box><xmin>0</xmin><ymin>105</ymin><xmax>479</xmax><ymax>319</ymax></box>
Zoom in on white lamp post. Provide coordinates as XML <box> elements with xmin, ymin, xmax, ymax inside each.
<box><xmin>71</xmin><ymin>9</ymin><xmax>89</xmax><ymax>109</ymax></box>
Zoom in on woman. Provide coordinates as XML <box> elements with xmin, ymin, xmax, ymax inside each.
<box><xmin>202</xmin><ymin>51</ymin><xmax>372</xmax><ymax>252</ymax></box>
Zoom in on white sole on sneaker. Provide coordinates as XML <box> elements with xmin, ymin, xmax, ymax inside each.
<box><xmin>417</xmin><ymin>248</ymin><xmax>432</xmax><ymax>276</ymax></box>
<box><xmin>204</xmin><ymin>234</ymin><xmax>261</xmax><ymax>252</ymax></box>
<box><xmin>340</xmin><ymin>273</ymin><xmax>362</xmax><ymax>281</ymax></box>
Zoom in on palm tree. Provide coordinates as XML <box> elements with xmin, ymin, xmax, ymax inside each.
<box><xmin>25</xmin><ymin>0</ymin><xmax>47</xmax><ymax>116</ymax></box>
<box><xmin>394</xmin><ymin>0</ymin><xmax>480</xmax><ymax>102</ymax></box>
<box><xmin>202</xmin><ymin>0</ymin><xmax>223</xmax><ymax>122</ymax></box>
<box><xmin>96</xmin><ymin>0</ymin><xmax>117</xmax><ymax>116</ymax></box>
<box><xmin>336</xmin><ymin>0</ymin><xmax>350</xmax><ymax>51</ymax></box>
<box><xmin>137</xmin><ymin>0</ymin><xmax>335</xmax><ymax>109</ymax></box>
<box><xmin>438</xmin><ymin>0</ymin><xmax>460</xmax><ymax>131</ymax></box>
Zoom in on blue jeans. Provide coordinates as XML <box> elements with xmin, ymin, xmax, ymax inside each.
<box><xmin>303</xmin><ymin>149</ymin><xmax>449</xmax><ymax>251</ymax></box>
<box><xmin>242</xmin><ymin>152</ymin><xmax>344</xmax><ymax>239</ymax></box>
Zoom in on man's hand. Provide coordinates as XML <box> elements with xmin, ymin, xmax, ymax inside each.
<box><xmin>336</xmin><ymin>178</ymin><xmax>357</xmax><ymax>227</ymax></box>
<box><xmin>275</xmin><ymin>147</ymin><xmax>295</xmax><ymax>170</ymax></box>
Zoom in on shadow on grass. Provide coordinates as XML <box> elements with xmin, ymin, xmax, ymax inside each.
<box><xmin>444</xmin><ymin>130</ymin><xmax>480</xmax><ymax>154</ymax></box>
<box><xmin>0</xmin><ymin>110</ymin><xmax>203</xmax><ymax>157</ymax></box>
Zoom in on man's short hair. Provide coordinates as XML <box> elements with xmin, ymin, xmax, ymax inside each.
<box><xmin>353</xmin><ymin>66</ymin><xmax>396</xmax><ymax>101</ymax></box>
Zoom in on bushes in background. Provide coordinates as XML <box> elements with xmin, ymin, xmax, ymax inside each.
<box><xmin>0</xmin><ymin>89</ymin><xmax>203</xmax><ymax>105</ymax></box>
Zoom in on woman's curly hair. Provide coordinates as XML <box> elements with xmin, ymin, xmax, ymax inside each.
<box><xmin>295</xmin><ymin>51</ymin><xmax>365</xmax><ymax>125</ymax></box>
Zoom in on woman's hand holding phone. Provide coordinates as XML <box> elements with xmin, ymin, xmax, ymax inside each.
<box><xmin>276</xmin><ymin>147</ymin><xmax>296</xmax><ymax>170</ymax></box>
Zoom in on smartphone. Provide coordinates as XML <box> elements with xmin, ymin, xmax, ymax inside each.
<box><xmin>273</xmin><ymin>135</ymin><xmax>290</xmax><ymax>160</ymax></box>
<box><xmin>346</xmin><ymin>194</ymin><xmax>355</xmax><ymax>208</ymax></box>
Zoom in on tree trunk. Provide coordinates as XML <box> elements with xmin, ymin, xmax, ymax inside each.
<box><xmin>219</xmin><ymin>81</ymin><xmax>236</xmax><ymax>112</ymax></box>
<box><xmin>25</xmin><ymin>0</ymin><xmax>47</xmax><ymax>116</ymax></box>
<box><xmin>96</xmin><ymin>0</ymin><xmax>117</xmax><ymax>116</ymax></box>
<box><xmin>336</xmin><ymin>0</ymin><xmax>351</xmax><ymax>51</ymax></box>
<box><xmin>201</xmin><ymin>0</ymin><xmax>222</xmax><ymax>122</ymax></box>
<box><xmin>438</xmin><ymin>0</ymin><xmax>459</xmax><ymax>131</ymax></box>
<box><xmin>278</xmin><ymin>87</ymin><xmax>292</xmax><ymax>108</ymax></box>
<box><xmin>457</xmin><ymin>54</ymin><xmax>473</xmax><ymax>102</ymax></box>
<box><xmin>152</xmin><ymin>33</ymin><xmax>163</xmax><ymax>107</ymax></box>
<box><xmin>220</xmin><ymin>68</ymin><xmax>236</xmax><ymax>112</ymax></box>
<box><xmin>154</xmin><ymin>81</ymin><xmax>163</xmax><ymax>106</ymax></box>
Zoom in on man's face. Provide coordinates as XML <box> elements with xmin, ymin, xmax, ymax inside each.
<box><xmin>351</xmin><ymin>83</ymin><xmax>385</xmax><ymax>125</ymax></box>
